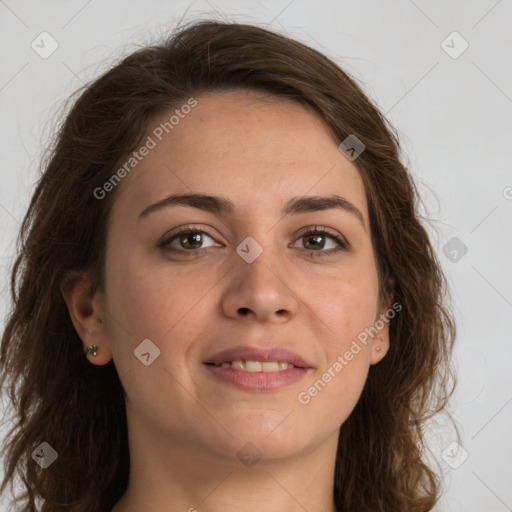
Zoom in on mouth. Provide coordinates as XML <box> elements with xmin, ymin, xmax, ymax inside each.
<box><xmin>203</xmin><ymin>345</ymin><xmax>313</xmax><ymax>391</ymax></box>
<box><xmin>205</xmin><ymin>360</ymin><xmax>299</xmax><ymax>372</ymax></box>
<box><xmin>203</xmin><ymin>345</ymin><xmax>312</xmax><ymax>369</ymax></box>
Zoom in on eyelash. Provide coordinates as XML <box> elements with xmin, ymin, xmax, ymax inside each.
<box><xmin>158</xmin><ymin>225</ymin><xmax>348</xmax><ymax>258</ymax></box>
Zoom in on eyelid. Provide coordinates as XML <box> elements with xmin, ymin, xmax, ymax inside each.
<box><xmin>293</xmin><ymin>225</ymin><xmax>347</xmax><ymax>244</ymax></box>
<box><xmin>158</xmin><ymin>224</ymin><xmax>348</xmax><ymax>254</ymax></box>
<box><xmin>158</xmin><ymin>224</ymin><xmax>220</xmax><ymax>247</ymax></box>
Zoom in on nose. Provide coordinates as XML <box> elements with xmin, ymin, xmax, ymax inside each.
<box><xmin>220</xmin><ymin>243</ymin><xmax>299</xmax><ymax>323</ymax></box>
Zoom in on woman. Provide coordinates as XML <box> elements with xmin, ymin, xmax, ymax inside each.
<box><xmin>0</xmin><ymin>19</ymin><xmax>458</xmax><ymax>512</ymax></box>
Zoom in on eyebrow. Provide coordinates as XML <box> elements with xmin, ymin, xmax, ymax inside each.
<box><xmin>138</xmin><ymin>193</ymin><xmax>366</xmax><ymax>230</ymax></box>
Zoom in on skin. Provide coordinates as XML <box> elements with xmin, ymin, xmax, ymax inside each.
<box><xmin>63</xmin><ymin>90</ymin><xmax>392</xmax><ymax>512</ymax></box>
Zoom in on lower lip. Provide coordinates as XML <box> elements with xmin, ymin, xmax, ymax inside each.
<box><xmin>204</xmin><ymin>364</ymin><xmax>310</xmax><ymax>391</ymax></box>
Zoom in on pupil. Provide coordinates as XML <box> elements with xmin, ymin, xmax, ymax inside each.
<box><xmin>306</xmin><ymin>234</ymin><xmax>324</xmax><ymax>249</ymax></box>
<box><xmin>182</xmin><ymin>232</ymin><xmax>202</xmax><ymax>249</ymax></box>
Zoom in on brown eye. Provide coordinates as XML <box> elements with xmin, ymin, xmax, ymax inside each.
<box><xmin>291</xmin><ymin>227</ymin><xmax>347</xmax><ymax>256</ymax></box>
<box><xmin>176</xmin><ymin>231</ymin><xmax>206</xmax><ymax>250</ymax></box>
<box><xmin>158</xmin><ymin>225</ymin><xmax>347</xmax><ymax>258</ymax></box>
<box><xmin>158</xmin><ymin>227</ymin><xmax>220</xmax><ymax>255</ymax></box>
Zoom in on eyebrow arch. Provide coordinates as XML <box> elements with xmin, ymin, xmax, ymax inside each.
<box><xmin>138</xmin><ymin>193</ymin><xmax>366</xmax><ymax>230</ymax></box>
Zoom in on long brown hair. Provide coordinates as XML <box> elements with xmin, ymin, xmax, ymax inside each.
<box><xmin>1</xmin><ymin>18</ymin><xmax>458</xmax><ymax>511</ymax></box>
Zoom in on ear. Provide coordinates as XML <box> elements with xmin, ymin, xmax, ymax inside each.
<box><xmin>370</xmin><ymin>276</ymin><xmax>395</xmax><ymax>366</ymax></box>
<box><xmin>61</xmin><ymin>272</ymin><xmax>113</xmax><ymax>365</ymax></box>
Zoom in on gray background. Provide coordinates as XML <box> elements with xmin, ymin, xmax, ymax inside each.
<box><xmin>1</xmin><ymin>1</ymin><xmax>511</xmax><ymax>511</ymax></box>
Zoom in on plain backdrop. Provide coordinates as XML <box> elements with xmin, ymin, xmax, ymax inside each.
<box><xmin>0</xmin><ymin>1</ymin><xmax>511</xmax><ymax>511</ymax></box>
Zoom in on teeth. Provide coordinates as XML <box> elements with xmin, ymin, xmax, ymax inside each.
<box><xmin>245</xmin><ymin>360</ymin><xmax>262</xmax><ymax>372</ymax></box>
<box><xmin>232</xmin><ymin>360</ymin><xmax>245</xmax><ymax>370</ymax></box>
<box><xmin>217</xmin><ymin>360</ymin><xmax>294</xmax><ymax>371</ymax></box>
<box><xmin>261</xmin><ymin>361</ymin><xmax>279</xmax><ymax>372</ymax></box>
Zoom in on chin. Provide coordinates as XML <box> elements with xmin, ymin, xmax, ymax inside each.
<box><xmin>216</xmin><ymin>420</ymin><xmax>315</xmax><ymax>463</ymax></box>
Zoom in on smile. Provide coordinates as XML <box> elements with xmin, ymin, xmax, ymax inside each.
<box><xmin>211</xmin><ymin>360</ymin><xmax>295</xmax><ymax>372</ymax></box>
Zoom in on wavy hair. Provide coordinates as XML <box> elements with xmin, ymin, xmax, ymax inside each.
<box><xmin>0</xmin><ymin>18</ymin><xmax>458</xmax><ymax>512</ymax></box>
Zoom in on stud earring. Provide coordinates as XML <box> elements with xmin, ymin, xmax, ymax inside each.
<box><xmin>84</xmin><ymin>345</ymin><xmax>98</xmax><ymax>357</ymax></box>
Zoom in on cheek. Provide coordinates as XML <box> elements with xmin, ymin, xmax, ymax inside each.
<box><xmin>103</xmin><ymin>257</ymin><xmax>207</xmax><ymax>406</ymax></box>
<box><xmin>106</xmin><ymin>253</ymin><xmax>205</xmax><ymax>334</ymax></box>
<box><xmin>103</xmin><ymin>252</ymin><xmax>225</xmax><ymax>377</ymax></box>
<box><xmin>301</xmin><ymin>269</ymin><xmax>378</xmax><ymax>421</ymax></box>
<box><xmin>308</xmin><ymin>270</ymin><xmax>379</xmax><ymax>345</ymax></box>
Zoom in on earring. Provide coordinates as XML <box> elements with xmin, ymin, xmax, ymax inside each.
<box><xmin>84</xmin><ymin>345</ymin><xmax>98</xmax><ymax>357</ymax></box>
<box><xmin>375</xmin><ymin>337</ymin><xmax>383</xmax><ymax>352</ymax></box>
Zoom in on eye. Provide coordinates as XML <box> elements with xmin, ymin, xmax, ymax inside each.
<box><xmin>158</xmin><ymin>225</ymin><xmax>348</xmax><ymax>257</ymax></box>
<box><xmin>291</xmin><ymin>226</ymin><xmax>347</xmax><ymax>257</ymax></box>
<box><xmin>158</xmin><ymin>225</ymin><xmax>220</xmax><ymax>255</ymax></box>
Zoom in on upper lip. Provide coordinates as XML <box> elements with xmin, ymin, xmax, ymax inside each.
<box><xmin>204</xmin><ymin>345</ymin><xmax>312</xmax><ymax>368</ymax></box>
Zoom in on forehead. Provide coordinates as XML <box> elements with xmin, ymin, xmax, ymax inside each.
<box><xmin>113</xmin><ymin>90</ymin><xmax>368</xmax><ymax>224</ymax></box>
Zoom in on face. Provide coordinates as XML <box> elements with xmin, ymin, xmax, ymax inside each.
<box><xmin>84</xmin><ymin>90</ymin><xmax>391</xmax><ymax>466</ymax></box>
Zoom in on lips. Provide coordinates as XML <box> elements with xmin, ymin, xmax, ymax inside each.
<box><xmin>203</xmin><ymin>345</ymin><xmax>312</xmax><ymax>369</ymax></box>
<box><xmin>203</xmin><ymin>345</ymin><xmax>312</xmax><ymax>391</ymax></box>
